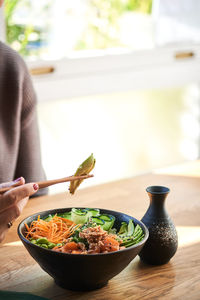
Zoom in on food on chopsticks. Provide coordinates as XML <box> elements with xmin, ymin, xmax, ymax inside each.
<box><xmin>25</xmin><ymin>208</ymin><xmax>144</xmax><ymax>254</ymax></box>
<box><xmin>69</xmin><ymin>154</ymin><xmax>96</xmax><ymax>194</ymax></box>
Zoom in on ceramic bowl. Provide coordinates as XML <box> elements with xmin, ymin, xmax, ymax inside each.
<box><xmin>18</xmin><ymin>207</ymin><xmax>149</xmax><ymax>291</ymax></box>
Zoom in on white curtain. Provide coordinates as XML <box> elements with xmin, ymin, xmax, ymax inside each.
<box><xmin>152</xmin><ymin>0</ymin><xmax>200</xmax><ymax>45</ymax></box>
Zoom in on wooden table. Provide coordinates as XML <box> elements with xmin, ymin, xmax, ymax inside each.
<box><xmin>1</xmin><ymin>161</ymin><xmax>200</xmax><ymax>300</ymax></box>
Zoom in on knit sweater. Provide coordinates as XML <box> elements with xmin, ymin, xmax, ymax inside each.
<box><xmin>0</xmin><ymin>42</ymin><xmax>47</xmax><ymax>196</ymax></box>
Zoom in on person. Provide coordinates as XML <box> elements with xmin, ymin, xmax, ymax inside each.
<box><xmin>0</xmin><ymin>0</ymin><xmax>47</xmax><ymax>242</ymax></box>
<box><xmin>0</xmin><ymin>179</ymin><xmax>39</xmax><ymax>242</ymax></box>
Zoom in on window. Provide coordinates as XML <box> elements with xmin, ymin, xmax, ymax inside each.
<box><xmin>4</xmin><ymin>0</ymin><xmax>153</xmax><ymax>59</ymax></box>
<box><xmin>1</xmin><ymin>1</ymin><xmax>200</xmax><ymax>193</ymax></box>
<box><xmin>2</xmin><ymin>0</ymin><xmax>200</xmax><ymax>101</ymax></box>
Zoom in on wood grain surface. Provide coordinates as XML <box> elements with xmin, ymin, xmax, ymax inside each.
<box><xmin>1</xmin><ymin>161</ymin><xmax>200</xmax><ymax>300</ymax></box>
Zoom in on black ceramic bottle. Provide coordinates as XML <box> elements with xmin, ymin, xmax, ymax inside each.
<box><xmin>139</xmin><ymin>186</ymin><xmax>178</xmax><ymax>265</ymax></box>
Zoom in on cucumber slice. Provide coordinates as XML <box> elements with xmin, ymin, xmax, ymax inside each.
<box><xmin>99</xmin><ymin>214</ymin><xmax>115</xmax><ymax>231</ymax></box>
<box><xmin>90</xmin><ymin>216</ymin><xmax>105</xmax><ymax>226</ymax></box>
<box><xmin>86</xmin><ymin>208</ymin><xmax>100</xmax><ymax>218</ymax></box>
<box><xmin>58</xmin><ymin>212</ymin><xmax>72</xmax><ymax>220</ymax></box>
<box><xmin>71</xmin><ymin>208</ymin><xmax>88</xmax><ymax>224</ymax></box>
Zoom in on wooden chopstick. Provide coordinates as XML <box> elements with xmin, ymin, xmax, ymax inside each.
<box><xmin>0</xmin><ymin>174</ymin><xmax>94</xmax><ymax>194</ymax></box>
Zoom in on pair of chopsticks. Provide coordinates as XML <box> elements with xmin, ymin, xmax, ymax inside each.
<box><xmin>0</xmin><ymin>174</ymin><xmax>93</xmax><ymax>194</ymax></box>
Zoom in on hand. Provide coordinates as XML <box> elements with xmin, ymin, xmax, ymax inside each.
<box><xmin>0</xmin><ymin>177</ymin><xmax>39</xmax><ymax>242</ymax></box>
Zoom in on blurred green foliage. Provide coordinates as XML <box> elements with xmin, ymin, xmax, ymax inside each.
<box><xmin>4</xmin><ymin>0</ymin><xmax>152</xmax><ymax>57</ymax></box>
<box><xmin>76</xmin><ymin>0</ymin><xmax>152</xmax><ymax>50</ymax></box>
<box><xmin>5</xmin><ymin>0</ymin><xmax>34</xmax><ymax>56</ymax></box>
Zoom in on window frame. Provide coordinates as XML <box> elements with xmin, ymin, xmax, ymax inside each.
<box><xmin>0</xmin><ymin>5</ymin><xmax>200</xmax><ymax>103</ymax></box>
<box><xmin>28</xmin><ymin>44</ymin><xmax>200</xmax><ymax>102</ymax></box>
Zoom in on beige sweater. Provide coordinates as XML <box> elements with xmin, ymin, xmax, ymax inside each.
<box><xmin>0</xmin><ymin>42</ymin><xmax>47</xmax><ymax>195</ymax></box>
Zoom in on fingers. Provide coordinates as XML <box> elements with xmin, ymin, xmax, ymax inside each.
<box><xmin>0</xmin><ymin>177</ymin><xmax>25</xmax><ymax>189</ymax></box>
<box><xmin>0</xmin><ymin>197</ymin><xmax>29</xmax><ymax>239</ymax></box>
<box><xmin>0</xmin><ymin>183</ymin><xmax>39</xmax><ymax>243</ymax></box>
<box><xmin>0</xmin><ymin>183</ymin><xmax>39</xmax><ymax>213</ymax></box>
<box><xmin>0</xmin><ymin>197</ymin><xmax>29</xmax><ymax>224</ymax></box>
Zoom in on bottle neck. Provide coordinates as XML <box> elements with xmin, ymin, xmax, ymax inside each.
<box><xmin>146</xmin><ymin>192</ymin><xmax>169</xmax><ymax>219</ymax></box>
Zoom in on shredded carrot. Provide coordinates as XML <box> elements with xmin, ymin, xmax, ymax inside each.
<box><xmin>25</xmin><ymin>223</ymin><xmax>30</xmax><ymax>231</ymax></box>
<box><xmin>25</xmin><ymin>215</ymin><xmax>80</xmax><ymax>244</ymax></box>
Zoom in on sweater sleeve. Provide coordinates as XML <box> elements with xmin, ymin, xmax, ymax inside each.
<box><xmin>14</xmin><ymin>61</ymin><xmax>48</xmax><ymax>197</ymax></box>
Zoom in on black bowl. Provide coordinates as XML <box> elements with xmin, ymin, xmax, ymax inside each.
<box><xmin>18</xmin><ymin>207</ymin><xmax>149</xmax><ymax>291</ymax></box>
